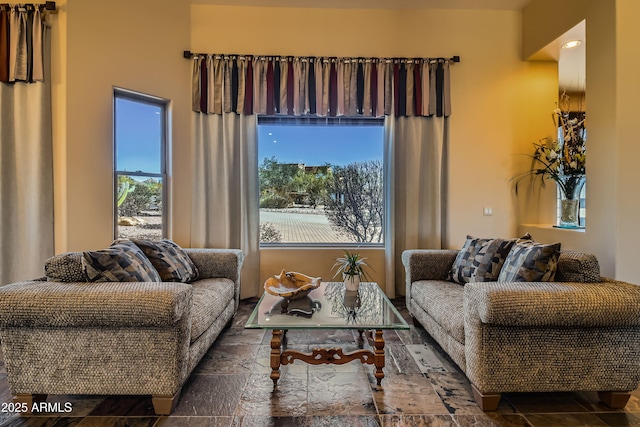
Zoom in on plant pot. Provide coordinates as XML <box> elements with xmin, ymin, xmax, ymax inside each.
<box><xmin>344</xmin><ymin>275</ymin><xmax>360</xmax><ymax>291</ymax></box>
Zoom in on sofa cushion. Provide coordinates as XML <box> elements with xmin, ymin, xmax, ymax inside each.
<box><xmin>82</xmin><ymin>242</ymin><xmax>162</xmax><ymax>282</ymax></box>
<box><xmin>45</xmin><ymin>252</ymin><xmax>88</xmax><ymax>282</ymax></box>
<box><xmin>498</xmin><ymin>239</ymin><xmax>561</xmax><ymax>282</ymax></box>
<box><xmin>411</xmin><ymin>280</ymin><xmax>465</xmax><ymax>344</ymax></box>
<box><xmin>190</xmin><ymin>278</ymin><xmax>235</xmax><ymax>343</ymax></box>
<box><xmin>130</xmin><ymin>238</ymin><xmax>199</xmax><ymax>283</ymax></box>
<box><xmin>450</xmin><ymin>236</ymin><xmax>515</xmax><ymax>284</ymax></box>
<box><xmin>556</xmin><ymin>250</ymin><xmax>601</xmax><ymax>282</ymax></box>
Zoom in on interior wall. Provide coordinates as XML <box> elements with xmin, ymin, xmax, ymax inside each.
<box><xmin>191</xmin><ymin>5</ymin><xmax>556</xmax><ymax>293</ymax></box>
<box><xmin>614</xmin><ymin>0</ymin><xmax>640</xmax><ymax>283</ymax></box>
<box><xmin>521</xmin><ymin>0</ymin><xmax>619</xmax><ymax>278</ymax></box>
<box><xmin>58</xmin><ymin>0</ymin><xmax>191</xmax><ymax>252</ymax></box>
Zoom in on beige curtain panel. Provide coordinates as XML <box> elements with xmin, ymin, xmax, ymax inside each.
<box><xmin>191</xmin><ymin>55</ymin><xmax>452</xmax><ymax>118</ymax></box>
<box><xmin>0</xmin><ymin>4</ymin><xmax>52</xmax><ymax>285</ymax></box>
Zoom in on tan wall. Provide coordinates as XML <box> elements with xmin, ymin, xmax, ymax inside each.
<box><xmin>56</xmin><ymin>0</ymin><xmax>191</xmax><ymax>252</ymax></box>
<box><xmin>191</xmin><ymin>5</ymin><xmax>556</xmax><ymax>293</ymax></box>
<box><xmin>615</xmin><ymin>0</ymin><xmax>640</xmax><ymax>283</ymax></box>
<box><xmin>522</xmin><ymin>0</ymin><xmax>620</xmax><ymax>278</ymax></box>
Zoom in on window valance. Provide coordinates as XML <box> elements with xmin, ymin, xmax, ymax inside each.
<box><xmin>0</xmin><ymin>4</ymin><xmax>47</xmax><ymax>83</ymax></box>
<box><xmin>191</xmin><ymin>55</ymin><xmax>452</xmax><ymax>118</ymax></box>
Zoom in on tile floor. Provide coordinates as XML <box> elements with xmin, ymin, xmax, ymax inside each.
<box><xmin>0</xmin><ymin>299</ymin><xmax>639</xmax><ymax>427</ymax></box>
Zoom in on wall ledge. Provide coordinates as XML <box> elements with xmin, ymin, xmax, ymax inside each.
<box><xmin>520</xmin><ymin>223</ymin><xmax>586</xmax><ymax>233</ymax></box>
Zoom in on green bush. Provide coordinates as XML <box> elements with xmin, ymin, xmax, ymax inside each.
<box><xmin>260</xmin><ymin>194</ymin><xmax>290</xmax><ymax>209</ymax></box>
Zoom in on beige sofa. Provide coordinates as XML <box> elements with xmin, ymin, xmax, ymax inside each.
<box><xmin>402</xmin><ymin>247</ymin><xmax>640</xmax><ymax>411</ymax></box>
<box><xmin>0</xmin><ymin>248</ymin><xmax>243</xmax><ymax>415</ymax></box>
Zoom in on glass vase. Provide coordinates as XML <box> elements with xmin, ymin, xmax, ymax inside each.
<box><xmin>558</xmin><ymin>175</ymin><xmax>586</xmax><ymax>228</ymax></box>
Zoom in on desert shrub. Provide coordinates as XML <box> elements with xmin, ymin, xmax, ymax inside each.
<box><xmin>260</xmin><ymin>194</ymin><xmax>290</xmax><ymax>209</ymax></box>
<box><xmin>260</xmin><ymin>223</ymin><xmax>282</xmax><ymax>243</ymax></box>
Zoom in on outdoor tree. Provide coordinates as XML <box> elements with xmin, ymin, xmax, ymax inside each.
<box><xmin>324</xmin><ymin>160</ymin><xmax>383</xmax><ymax>243</ymax></box>
<box><xmin>259</xmin><ymin>156</ymin><xmax>299</xmax><ymax>207</ymax></box>
<box><xmin>291</xmin><ymin>168</ymin><xmax>330</xmax><ymax>208</ymax></box>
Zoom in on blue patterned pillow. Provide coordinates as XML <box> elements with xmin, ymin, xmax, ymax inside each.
<box><xmin>450</xmin><ymin>236</ymin><xmax>516</xmax><ymax>284</ymax></box>
<box><xmin>82</xmin><ymin>241</ymin><xmax>161</xmax><ymax>282</ymax></box>
<box><xmin>130</xmin><ymin>238</ymin><xmax>199</xmax><ymax>283</ymax></box>
<box><xmin>498</xmin><ymin>238</ymin><xmax>561</xmax><ymax>282</ymax></box>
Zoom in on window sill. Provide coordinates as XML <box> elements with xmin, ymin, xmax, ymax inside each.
<box><xmin>520</xmin><ymin>224</ymin><xmax>586</xmax><ymax>233</ymax></box>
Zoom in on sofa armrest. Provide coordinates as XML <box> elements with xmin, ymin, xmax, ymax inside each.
<box><xmin>464</xmin><ymin>280</ymin><xmax>640</xmax><ymax>328</ymax></box>
<box><xmin>402</xmin><ymin>249</ymin><xmax>458</xmax><ymax>282</ymax></box>
<box><xmin>0</xmin><ymin>281</ymin><xmax>193</xmax><ymax>328</ymax></box>
<box><xmin>184</xmin><ymin>248</ymin><xmax>243</xmax><ymax>310</ymax></box>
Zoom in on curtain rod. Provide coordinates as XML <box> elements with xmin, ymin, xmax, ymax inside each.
<box><xmin>182</xmin><ymin>50</ymin><xmax>460</xmax><ymax>63</ymax></box>
<box><xmin>0</xmin><ymin>2</ymin><xmax>56</xmax><ymax>11</ymax></box>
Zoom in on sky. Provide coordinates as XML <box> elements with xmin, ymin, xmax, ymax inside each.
<box><xmin>115</xmin><ymin>97</ymin><xmax>162</xmax><ymax>174</ymax></box>
<box><xmin>115</xmin><ymin>96</ymin><xmax>384</xmax><ymax>174</ymax></box>
<box><xmin>258</xmin><ymin>123</ymin><xmax>384</xmax><ymax>167</ymax></box>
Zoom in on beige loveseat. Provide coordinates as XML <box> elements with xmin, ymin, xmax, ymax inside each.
<box><xmin>402</xmin><ymin>244</ymin><xmax>640</xmax><ymax>411</ymax></box>
<box><xmin>0</xmin><ymin>247</ymin><xmax>243</xmax><ymax>415</ymax></box>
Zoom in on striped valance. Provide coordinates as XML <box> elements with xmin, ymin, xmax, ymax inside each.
<box><xmin>0</xmin><ymin>4</ymin><xmax>45</xmax><ymax>83</ymax></box>
<box><xmin>192</xmin><ymin>55</ymin><xmax>452</xmax><ymax>118</ymax></box>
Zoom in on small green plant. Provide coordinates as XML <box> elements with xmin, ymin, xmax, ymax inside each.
<box><xmin>331</xmin><ymin>249</ymin><xmax>371</xmax><ymax>281</ymax></box>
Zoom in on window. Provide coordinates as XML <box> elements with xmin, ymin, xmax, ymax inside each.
<box><xmin>114</xmin><ymin>89</ymin><xmax>168</xmax><ymax>240</ymax></box>
<box><xmin>258</xmin><ymin>116</ymin><xmax>385</xmax><ymax>245</ymax></box>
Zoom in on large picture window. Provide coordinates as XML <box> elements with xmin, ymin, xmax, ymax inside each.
<box><xmin>258</xmin><ymin>116</ymin><xmax>384</xmax><ymax>245</ymax></box>
<box><xmin>114</xmin><ymin>89</ymin><xmax>168</xmax><ymax>240</ymax></box>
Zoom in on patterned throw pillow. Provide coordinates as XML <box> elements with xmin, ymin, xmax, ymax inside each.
<box><xmin>82</xmin><ymin>241</ymin><xmax>161</xmax><ymax>282</ymax></box>
<box><xmin>450</xmin><ymin>236</ymin><xmax>516</xmax><ymax>284</ymax></box>
<box><xmin>130</xmin><ymin>238</ymin><xmax>199</xmax><ymax>283</ymax></box>
<box><xmin>498</xmin><ymin>238</ymin><xmax>561</xmax><ymax>282</ymax></box>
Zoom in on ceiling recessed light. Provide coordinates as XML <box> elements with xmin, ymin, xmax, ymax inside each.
<box><xmin>562</xmin><ymin>40</ymin><xmax>582</xmax><ymax>49</ymax></box>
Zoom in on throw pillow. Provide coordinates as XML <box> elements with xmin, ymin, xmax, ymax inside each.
<box><xmin>129</xmin><ymin>238</ymin><xmax>199</xmax><ymax>283</ymax></box>
<box><xmin>498</xmin><ymin>238</ymin><xmax>561</xmax><ymax>282</ymax></box>
<box><xmin>45</xmin><ymin>252</ymin><xmax>89</xmax><ymax>282</ymax></box>
<box><xmin>82</xmin><ymin>241</ymin><xmax>161</xmax><ymax>282</ymax></box>
<box><xmin>450</xmin><ymin>236</ymin><xmax>516</xmax><ymax>284</ymax></box>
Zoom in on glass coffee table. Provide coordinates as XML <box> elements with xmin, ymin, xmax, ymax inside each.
<box><xmin>245</xmin><ymin>281</ymin><xmax>409</xmax><ymax>386</ymax></box>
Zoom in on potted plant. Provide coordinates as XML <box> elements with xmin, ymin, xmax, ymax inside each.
<box><xmin>512</xmin><ymin>92</ymin><xmax>586</xmax><ymax>228</ymax></box>
<box><xmin>332</xmin><ymin>249</ymin><xmax>371</xmax><ymax>291</ymax></box>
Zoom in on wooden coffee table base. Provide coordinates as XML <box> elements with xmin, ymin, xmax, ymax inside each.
<box><xmin>270</xmin><ymin>329</ymin><xmax>386</xmax><ymax>386</ymax></box>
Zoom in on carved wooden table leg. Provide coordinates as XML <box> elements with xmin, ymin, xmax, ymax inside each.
<box><xmin>270</xmin><ymin>329</ymin><xmax>283</xmax><ymax>386</ymax></box>
<box><xmin>373</xmin><ymin>329</ymin><xmax>385</xmax><ymax>385</ymax></box>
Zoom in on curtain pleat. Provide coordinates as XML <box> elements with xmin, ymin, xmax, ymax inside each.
<box><xmin>31</xmin><ymin>9</ymin><xmax>42</xmax><ymax>81</ymax></box>
<box><xmin>278</xmin><ymin>57</ymin><xmax>286</xmax><ymax>115</ymax></box>
<box><xmin>0</xmin><ymin>9</ymin><xmax>8</xmax><ymax>82</ymax></box>
<box><xmin>348</xmin><ymin>59</ymin><xmax>357</xmax><ymax>116</ymax></box>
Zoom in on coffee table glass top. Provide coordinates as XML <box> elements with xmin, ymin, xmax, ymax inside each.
<box><xmin>245</xmin><ymin>281</ymin><xmax>409</xmax><ymax>330</ymax></box>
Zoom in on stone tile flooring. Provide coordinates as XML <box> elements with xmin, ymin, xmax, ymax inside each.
<box><xmin>1</xmin><ymin>299</ymin><xmax>639</xmax><ymax>427</ymax></box>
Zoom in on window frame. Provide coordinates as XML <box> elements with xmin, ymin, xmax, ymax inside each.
<box><xmin>113</xmin><ymin>87</ymin><xmax>169</xmax><ymax>240</ymax></box>
<box><xmin>257</xmin><ymin>115</ymin><xmax>386</xmax><ymax>248</ymax></box>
